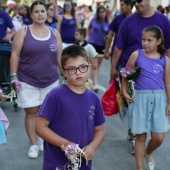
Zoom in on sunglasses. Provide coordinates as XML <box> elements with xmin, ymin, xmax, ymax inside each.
<box><xmin>132</xmin><ymin>0</ymin><xmax>143</xmax><ymax>3</ymax></box>
<box><xmin>64</xmin><ymin>4</ymin><xmax>72</xmax><ymax>7</ymax></box>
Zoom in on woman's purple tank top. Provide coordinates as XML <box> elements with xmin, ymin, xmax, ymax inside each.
<box><xmin>60</xmin><ymin>16</ymin><xmax>76</xmax><ymax>43</ymax></box>
<box><xmin>18</xmin><ymin>26</ymin><xmax>59</xmax><ymax>88</ymax></box>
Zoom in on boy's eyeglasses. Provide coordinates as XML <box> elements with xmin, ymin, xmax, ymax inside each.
<box><xmin>132</xmin><ymin>0</ymin><xmax>143</xmax><ymax>4</ymax></box>
<box><xmin>63</xmin><ymin>65</ymin><xmax>89</xmax><ymax>75</ymax></box>
<box><xmin>64</xmin><ymin>4</ymin><xmax>72</xmax><ymax>7</ymax></box>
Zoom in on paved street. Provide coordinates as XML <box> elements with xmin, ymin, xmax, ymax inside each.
<box><xmin>0</xmin><ymin>59</ymin><xmax>170</xmax><ymax>170</ymax></box>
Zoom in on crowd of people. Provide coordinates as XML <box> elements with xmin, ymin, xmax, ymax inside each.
<box><xmin>1</xmin><ymin>0</ymin><xmax>170</xmax><ymax>170</ymax></box>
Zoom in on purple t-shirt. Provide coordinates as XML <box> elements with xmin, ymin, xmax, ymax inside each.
<box><xmin>0</xmin><ymin>9</ymin><xmax>14</xmax><ymax>40</ymax></box>
<box><xmin>37</xmin><ymin>84</ymin><xmax>106</xmax><ymax>170</ymax></box>
<box><xmin>18</xmin><ymin>26</ymin><xmax>59</xmax><ymax>88</ymax></box>
<box><xmin>135</xmin><ymin>50</ymin><xmax>166</xmax><ymax>90</ymax></box>
<box><xmin>60</xmin><ymin>16</ymin><xmax>76</xmax><ymax>43</ymax></box>
<box><xmin>116</xmin><ymin>11</ymin><xmax>170</xmax><ymax>67</ymax></box>
<box><xmin>109</xmin><ymin>13</ymin><xmax>126</xmax><ymax>55</ymax></box>
<box><xmin>88</xmin><ymin>18</ymin><xmax>109</xmax><ymax>46</ymax></box>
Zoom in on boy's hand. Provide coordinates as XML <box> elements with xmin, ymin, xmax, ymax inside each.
<box><xmin>82</xmin><ymin>144</ymin><xmax>95</xmax><ymax>160</ymax></box>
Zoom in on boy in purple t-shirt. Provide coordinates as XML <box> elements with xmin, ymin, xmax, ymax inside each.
<box><xmin>36</xmin><ymin>45</ymin><xmax>106</xmax><ymax>170</ymax></box>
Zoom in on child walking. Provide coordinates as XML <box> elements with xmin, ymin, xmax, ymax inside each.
<box><xmin>75</xmin><ymin>28</ymin><xmax>104</xmax><ymax>92</ymax></box>
<box><xmin>35</xmin><ymin>45</ymin><xmax>106</xmax><ymax>170</ymax></box>
<box><xmin>122</xmin><ymin>25</ymin><xmax>170</xmax><ymax>170</ymax></box>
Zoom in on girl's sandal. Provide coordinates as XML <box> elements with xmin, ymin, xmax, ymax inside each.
<box><xmin>144</xmin><ymin>152</ymin><xmax>155</xmax><ymax>170</ymax></box>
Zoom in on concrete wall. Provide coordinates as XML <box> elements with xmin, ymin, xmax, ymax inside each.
<box><xmin>151</xmin><ymin>0</ymin><xmax>170</xmax><ymax>10</ymax></box>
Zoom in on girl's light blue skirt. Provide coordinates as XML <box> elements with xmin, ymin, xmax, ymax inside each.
<box><xmin>128</xmin><ymin>90</ymin><xmax>168</xmax><ymax>134</ymax></box>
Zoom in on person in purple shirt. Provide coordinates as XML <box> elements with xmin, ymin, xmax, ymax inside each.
<box><xmin>104</xmin><ymin>0</ymin><xmax>133</xmax><ymax>61</ymax></box>
<box><xmin>0</xmin><ymin>1</ymin><xmax>16</xmax><ymax>42</ymax></box>
<box><xmin>110</xmin><ymin>0</ymin><xmax>170</xmax><ymax>157</ymax></box>
<box><xmin>36</xmin><ymin>45</ymin><xmax>106</xmax><ymax>170</ymax></box>
<box><xmin>122</xmin><ymin>25</ymin><xmax>170</xmax><ymax>170</ymax></box>
<box><xmin>10</xmin><ymin>1</ymin><xmax>62</xmax><ymax>159</ymax></box>
<box><xmin>57</xmin><ymin>0</ymin><xmax>80</xmax><ymax>49</ymax></box>
<box><xmin>87</xmin><ymin>5</ymin><xmax>109</xmax><ymax>92</ymax></box>
<box><xmin>111</xmin><ymin>0</ymin><xmax>170</xmax><ymax>78</ymax></box>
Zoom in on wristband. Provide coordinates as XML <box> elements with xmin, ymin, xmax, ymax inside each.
<box><xmin>10</xmin><ymin>73</ymin><xmax>18</xmax><ymax>78</ymax></box>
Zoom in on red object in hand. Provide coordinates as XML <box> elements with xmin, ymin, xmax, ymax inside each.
<box><xmin>101</xmin><ymin>80</ymin><xmax>119</xmax><ymax>116</ymax></box>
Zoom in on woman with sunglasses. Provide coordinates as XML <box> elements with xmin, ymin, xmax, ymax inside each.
<box><xmin>46</xmin><ymin>3</ymin><xmax>58</xmax><ymax>29</ymax></box>
<box><xmin>57</xmin><ymin>0</ymin><xmax>80</xmax><ymax>49</ymax></box>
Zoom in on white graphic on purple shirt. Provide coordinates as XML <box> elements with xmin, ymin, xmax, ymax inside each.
<box><xmin>89</xmin><ymin>105</ymin><xmax>95</xmax><ymax>120</ymax></box>
<box><xmin>49</xmin><ymin>44</ymin><xmax>57</xmax><ymax>52</ymax></box>
<box><xmin>153</xmin><ymin>64</ymin><xmax>163</xmax><ymax>73</ymax></box>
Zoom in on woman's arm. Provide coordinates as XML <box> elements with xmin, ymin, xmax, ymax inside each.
<box><xmin>10</xmin><ymin>27</ymin><xmax>25</xmax><ymax>75</ymax></box>
<box><xmin>56</xmin><ymin>15</ymin><xmax>62</xmax><ymax>33</ymax></box>
<box><xmin>54</xmin><ymin>29</ymin><xmax>63</xmax><ymax>69</ymax></box>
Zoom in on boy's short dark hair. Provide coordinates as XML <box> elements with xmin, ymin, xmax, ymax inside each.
<box><xmin>60</xmin><ymin>45</ymin><xmax>89</xmax><ymax>69</ymax></box>
<box><xmin>76</xmin><ymin>28</ymin><xmax>86</xmax><ymax>38</ymax></box>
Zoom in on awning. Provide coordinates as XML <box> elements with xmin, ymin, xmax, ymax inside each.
<box><xmin>6</xmin><ymin>0</ymin><xmax>16</xmax><ymax>7</ymax></box>
<box><xmin>77</xmin><ymin>0</ymin><xmax>93</xmax><ymax>6</ymax></box>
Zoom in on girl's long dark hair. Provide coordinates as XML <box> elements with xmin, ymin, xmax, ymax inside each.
<box><xmin>142</xmin><ymin>25</ymin><xmax>166</xmax><ymax>57</ymax></box>
<box><xmin>96</xmin><ymin>5</ymin><xmax>108</xmax><ymax>22</ymax></box>
<box><xmin>63</xmin><ymin>0</ymin><xmax>75</xmax><ymax>17</ymax></box>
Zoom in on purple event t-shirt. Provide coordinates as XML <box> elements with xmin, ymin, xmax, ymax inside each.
<box><xmin>116</xmin><ymin>11</ymin><xmax>170</xmax><ymax>67</ymax></box>
<box><xmin>0</xmin><ymin>9</ymin><xmax>14</xmax><ymax>40</ymax></box>
<box><xmin>109</xmin><ymin>13</ymin><xmax>126</xmax><ymax>55</ymax></box>
<box><xmin>88</xmin><ymin>18</ymin><xmax>109</xmax><ymax>46</ymax></box>
<box><xmin>37</xmin><ymin>84</ymin><xmax>106</xmax><ymax>170</ymax></box>
<box><xmin>134</xmin><ymin>49</ymin><xmax>166</xmax><ymax>90</ymax></box>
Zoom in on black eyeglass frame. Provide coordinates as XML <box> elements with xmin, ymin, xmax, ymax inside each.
<box><xmin>63</xmin><ymin>65</ymin><xmax>89</xmax><ymax>75</ymax></box>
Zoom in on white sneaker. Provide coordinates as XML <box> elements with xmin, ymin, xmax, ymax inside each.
<box><xmin>91</xmin><ymin>84</ymin><xmax>99</xmax><ymax>93</ymax></box>
<box><xmin>37</xmin><ymin>137</ymin><xmax>44</xmax><ymax>151</ymax></box>
<box><xmin>28</xmin><ymin>145</ymin><xmax>39</xmax><ymax>158</ymax></box>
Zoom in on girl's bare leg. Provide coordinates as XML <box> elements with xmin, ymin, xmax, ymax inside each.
<box><xmin>145</xmin><ymin>132</ymin><xmax>165</xmax><ymax>162</ymax></box>
<box><xmin>135</xmin><ymin>133</ymin><xmax>147</xmax><ymax>170</ymax></box>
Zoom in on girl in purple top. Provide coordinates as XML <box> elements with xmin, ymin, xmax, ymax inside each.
<box><xmin>36</xmin><ymin>45</ymin><xmax>106</xmax><ymax>170</ymax></box>
<box><xmin>58</xmin><ymin>0</ymin><xmax>80</xmax><ymax>48</ymax></box>
<box><xmin>122</xmin><ymin>26</ymin><xmax>170</xmax><ymax>170</ymax></box>
<box><xmin>87</xmin><ymin>5</ymin><xmax>109</xmax><ymax>92</ymax></box>
<box><xmin>10</xmin><ymin>1</ymin><xmax>62</xmax><ymax>159</ymax></box>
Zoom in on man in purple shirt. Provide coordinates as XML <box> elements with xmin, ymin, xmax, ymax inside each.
<box><xmin>0</xmin><ymin>1</ymin><xmax>16</xmax><ymax>43</ymax></box>
<box><xmin>110</xmin><ymin>0</ymin><xmax>170</xmax><ymax>77</ymax></box>
<box><xmin>104</xmin><ymin>0</ymin><xmax>133</xmax><ymax>60</ymax></box>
